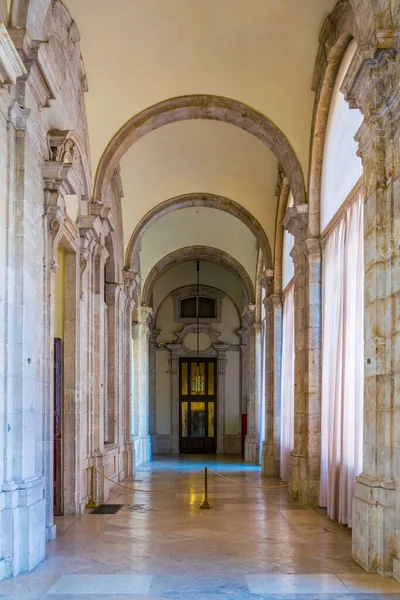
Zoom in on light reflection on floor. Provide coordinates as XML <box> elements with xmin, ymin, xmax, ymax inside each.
<box><xmin>1</xmin><ymin>455</ymin><xmax>400</xmax><ymax>599</ymax></box>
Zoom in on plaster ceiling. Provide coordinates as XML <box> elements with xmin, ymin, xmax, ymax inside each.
<box><xmin>64</xmin><ymin>0</ymin><xmax>337</xmax><ymax>177</ymax></box>
<box><xmin>61</xmin><ymin>0</ymin><xmax>337</xmax><ymax>281</ymax></box>
<box><xmin>139</xmin><ymin>206</ymin><xmax>258</xmax><ymax>285</ymax></box>
<box><xmin>121</xmin><ymin>120</ymin><xmax>277</xmax><ymax>259</ymax></box>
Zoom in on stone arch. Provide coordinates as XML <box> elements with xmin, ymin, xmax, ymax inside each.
<box><xmin>308</xmin><ymin>0</ymin><xmax>357</xmax><ymax>237</ymax></box>
<box><xmin>142</xmin><ymin>246</ymin><xmax>255</xmax><ymax>308</ymax></box>
<box><xmin>126</xmin><ymin>192</ymin><xmax>272</xmax><ymax>270</ymax></box>
<box><xmin>93</xmin><ymin>95</ymin><xmax>306</xmax><ymax>207</ymax></box>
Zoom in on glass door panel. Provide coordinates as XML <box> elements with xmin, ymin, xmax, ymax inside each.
<box><xmin>208</xmin><ymin>402</ymin><xmax>215</xmax><ymax>437</ymax></box>
<box><xmin>181</xmin><ymin>402</ymin><xmax>188</xmax><ymax>437</ymax></box>
<box><xmin>190</xmin><ymin>402</ymin><xmax>206</xmax><ymax>437</ymax></box>
<box><xmin>190</xmin><ymin>362</ymin><xmax>205</xmax><ymax>395</ymax></box>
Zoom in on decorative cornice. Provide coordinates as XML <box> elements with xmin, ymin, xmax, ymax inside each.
<box><xmin>0</xmin><ymin>22</ymin><xmax>27</xmax><ymax>85</ymax></box>
<box><xmin>342</xmin><ymin>46</ymin><xmax>398</xmax><ymax>118</ymax></box>
<box><xmin>42</xmin><ymin>163</ymin><xmax>80</xmax><ymax>202</ymax></box>
<box><xmin>8</xmin><ymin>28</ymin><xmax>58</xmax><ymax>107</ymax></box>
<box><xmin>78</xmin><ymin>215</ymin><xmax>103</xmax><ymax>240</ymax></box>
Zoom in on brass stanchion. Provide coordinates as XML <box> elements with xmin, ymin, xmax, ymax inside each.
<box><xmin>86</xmin><ymin>465</ymin><xmax>98</xmax><ymax>509</ymax></box>
<box><xmin>199</xmin><ymin>466</ymin><xmax>212</xmax><ymax>509</ymax></box>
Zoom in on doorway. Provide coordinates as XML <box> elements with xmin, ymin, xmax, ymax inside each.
<box><xmin>179</xmin><ymin>358</ymin><xmax>217</xmax><ymax>453</ymax></box>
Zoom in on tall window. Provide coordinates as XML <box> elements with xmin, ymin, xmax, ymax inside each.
<box><xmin>280</xmin><ymin>190</ymin><xmax>295</xmax><ymax>482</ymax></box>
<box><xmin>319</xmin><ymin>40</ymin><xmax>364</xmax><ymax>526</ymax></box>
<box><xmin>280</xmin><ymin>284</ymin><xmax>295</xmax><ymax>482</ymax></box>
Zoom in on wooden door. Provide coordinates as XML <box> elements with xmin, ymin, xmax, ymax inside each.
<box><xmin>179</xmin><ymin>358</ymin><xmax>217</xmax><ymax>453</ymax></box>
<box><xmin>53</xmin><ymin>338</ymin><xmax>63</xmax><ymax>515</ymax></box>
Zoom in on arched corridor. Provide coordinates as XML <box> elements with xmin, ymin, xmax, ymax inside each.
<box><xmin>1</xmin><ymin>0</ymin><xmax>400</xmax><ymax>594</ymax></box>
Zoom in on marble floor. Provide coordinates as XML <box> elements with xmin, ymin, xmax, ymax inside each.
<box><xmin>1</xmin><ymin>456</ymin><xmax>400</xmax><ymax>599</ymax></box>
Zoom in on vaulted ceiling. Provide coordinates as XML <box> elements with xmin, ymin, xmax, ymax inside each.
<box><xmin>63</xmin><ymin>0</ymin><xmax>338</xmax><ymax>286</ymax></box>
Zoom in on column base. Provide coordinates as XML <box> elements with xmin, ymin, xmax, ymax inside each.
<box><xmin>46</xmin><ymin>524</ymin><xmax>57</xmax><ymax>542</ymax></box>
<box><xmin>0</xmin><ymin>559</ymin><xmax>6</xmax><ymax>581</ymax></box>
<box><xmin>352</xmin><ymin>475</ymin><xmax>397</xmax><ymax>577</ymax></box>
<box><xmin>0</xmin><ymin>477</ymin><xmax>46</xmax><ymax>577</ymax></box>
<box><xmin>289</xmin><ymin>451</ymin><xmax>319</xmax><ymax>505</ymax></box>
<box><xmin>244</xmin><ymin>434</ymin><xmax>259</xmax><ymax>464</ymax></box>
<box><xmin>123</xmin><ymin>441</ymin><xmax>134</xmax><ymax>479</ymax></box>
<box><xmin>133</xmin><ymin>435</ymin><xmax>152</xmax><ymax>466</ymax></box>
<box><xmin>261</xmin><ymin>441</ymin><xmax>280</xmax><ymax>477</ymax></box>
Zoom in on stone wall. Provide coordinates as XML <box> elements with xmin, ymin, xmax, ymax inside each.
<box><xmin>0</xmin><ymin>2</ymin><xmax>133</xmax><ymax>579</ymax></box>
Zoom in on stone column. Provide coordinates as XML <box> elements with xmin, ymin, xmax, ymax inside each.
<box><xmin>149</xmin><ymin>328</ymin><xmax>160</xmax><ymax>453</ymax></box>
<box><xmin>122</xmin><ymin>269</ymin><xmax>138</xmax><ymax>478</ymax></box>
<box><xmin>0</xmin><ymin>101</ymin><xmax>46</xmax><ymax>576</ymax></box>
<box><xmin>244</xmin><ymin>304</ymin><xmax>262</xmax><ymax>464</ymax></box>
<box><xmin>132</xmin><ymin>306</ymin><xmax>153</xmax><ymax>464</ymax></box>
<box><xmin>168</xmin><ymin>346</ymin><xmax>181</xmax><ymax>455</ymax></box>
<box><xmin>260</xmin><ymin>270</ymin><xmax>283</xmax><ymax>477</ymax></box>
<box><xmin>87</xmin><ymin>242</ymin><xmax>109</xmax><ymax>504</ymax></box>
<box><xmin>42</xmin><ymin>200</ymin><xmax>63</xmax><ymax>539</ymax></box>
<box><xmin>283</xmin><ymin>205</ymin><xmax>322</xmax><ymax>504</ymax></box>
<box><xmin>63</xmin><ymin>250</ymin><xmax>82</xmax><ymax>514</ymax></box>
<box><xmin>342</xmin><ymin>45</ymin><xmax>400</xmax><ymax>577</ymax></box>
<box><xmin>105</xmin><ymin>282</ymin><xmax>121</xmax><ymax>445</ymax></box>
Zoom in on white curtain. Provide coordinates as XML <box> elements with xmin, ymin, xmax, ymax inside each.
<box><xmin>320</xmin><ymin>191</ymin><xmax>364</xmax><ymax>526</ymax></box>
<box><xmin>280</xmin><ymin>284</ymin><xmax>295</xmax><ymax>482</ymax></box>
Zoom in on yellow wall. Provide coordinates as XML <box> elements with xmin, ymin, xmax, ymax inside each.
<box><xmin>54</xmin><ymin>248</ymin><xmax>65</xmax><ymax>339</ymax></box>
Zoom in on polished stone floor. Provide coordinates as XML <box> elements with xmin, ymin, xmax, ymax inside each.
<box><xmin>1</xmin><ymin>456</ymin><xmax>400</xmax><ymax>599</ymax></box>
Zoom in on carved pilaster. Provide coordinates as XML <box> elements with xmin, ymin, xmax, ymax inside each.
<box><xmin>341</xmin><ymin>44</ymin><xmax>400</xmax><ymax>578</ymax></box>
<box><xmin>283</xmin><ymin>202</ymin><xmax>322</xmax><ymax>504</ymax></box>
<box><xmin>243</xmin><ymin>302</ymin><xmax>261</xmax><ymax>464</ymax></box>
<box><xmin>259</xmin><ymin>268</ymin><xmax>283</xmax><ymax>478</ymax></box>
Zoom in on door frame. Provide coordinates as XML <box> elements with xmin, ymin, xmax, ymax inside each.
<box><xmin>179</xmin><ymin>357</ymin><xmax>217</xmax><ymax>453</ymax></box>
<box><xmin>161</xmin><ymin>324</ymin><xmax>237</xmax><ymax>454</ymax></box>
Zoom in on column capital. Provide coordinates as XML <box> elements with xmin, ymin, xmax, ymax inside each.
<box><xmin>122</xmin><ymin>268</ymin><xmax>140</xmax><ymax>298</ymax></box>
<box><xmin>257</xmin><ymin>269</ymin><xmax>274</xmax><ymax>294</ymax></box>
<box><xmin>282</xmin><ymin>204</ymin><xmax>309</xmax><ymax>242</ymax></box>
<box><xmin>141</xmin><ymin>306</ymin><xmax>154</xmax><ymax>331</ymax></box>
<box><xmin>342</xmin><ymin>46</ymin><xmax>399</xmax><ymax>120</ymax></box>
<box><xmin>93</xmin><ymin>242</ymin><xmax>109</xmax><ymax>264</ymax></box>
<box><xmin>242</xmin><ymin>303</ymin><xmax>256</xmax><ymax>327</ymax></box>
<box><xmin>263</xmin><ymin>292</ymin><xmax>282</xmax><ymax>311</ymax></box>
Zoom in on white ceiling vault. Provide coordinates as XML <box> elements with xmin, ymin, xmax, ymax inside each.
<box><xmin>63</xmin><ymin>0</ymin><xmax>337</xmax><ymax>288</ymax></box>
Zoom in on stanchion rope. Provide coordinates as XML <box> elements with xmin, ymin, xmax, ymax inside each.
<box><xmin>94</xmin><ymin>466</ymin><xmax>204</xmax><ymax>493</ymax></box>
<box><xmin>207</xmin><ymin>467</ymin><xmax>289</xmax><ymax>490</ymax></box>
